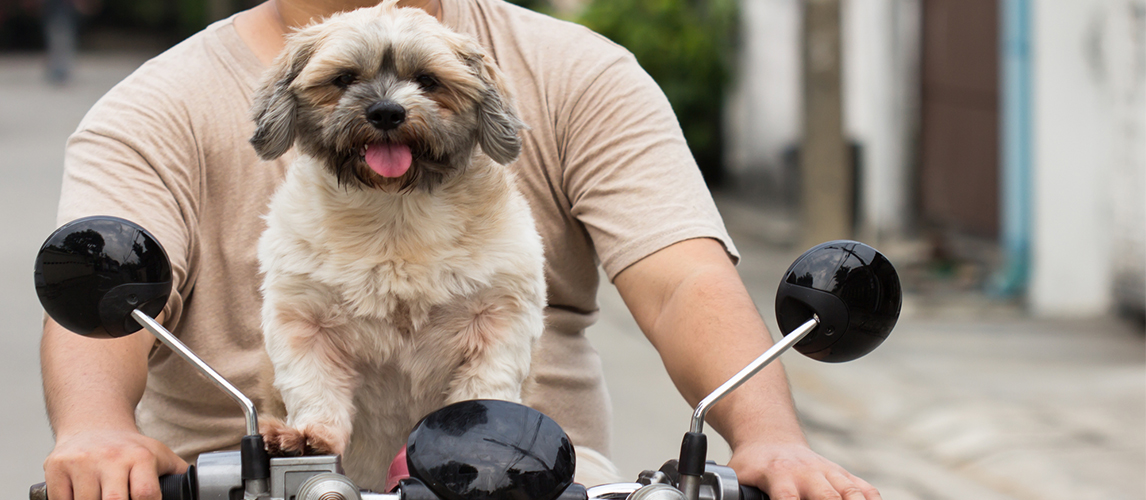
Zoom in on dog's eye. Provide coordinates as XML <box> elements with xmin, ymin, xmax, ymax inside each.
<box><xmin>333</xmin><ymin>73</ymin><xmax>357</xmax><ymax>89</ymax></box>
<box><xmin>415</xmin><ymin>74</ymin><xmax>439</xmax><ymax>91</ymax></box>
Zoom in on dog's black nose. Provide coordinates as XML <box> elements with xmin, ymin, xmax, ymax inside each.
<box><xmin>366</xmin><ymin>102</ymin><xmax>406</xmax><ymax>130</ymax></box>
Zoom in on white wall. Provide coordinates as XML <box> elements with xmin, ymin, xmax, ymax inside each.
<box><xmin>725</xmin><ymin>0</ymin><xmax>802</xmax><ymax>185</ymax></box>
<box><xmin>842</xmin><ymin>0</ymin><xmax>920</xmax><ymax>242</ymax></box>
<box><xmin>1030</xmin><ymin>0</ymin><xmax>1145</xmax><ymax>316</ymax></box>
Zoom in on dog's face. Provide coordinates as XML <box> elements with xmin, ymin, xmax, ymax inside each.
<box><xmin>250</xmin><ymin>2</ymin><xmax>525</xmax><ymax>191</ymax></box>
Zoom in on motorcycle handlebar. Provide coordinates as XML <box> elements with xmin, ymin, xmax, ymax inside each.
<box><xmin>30</xmin><ymin>475</ymin><xmax>765</xmax><ymax>500</ymax></box>
<box><xmin>739</xmin><ymin>484</ymin><xmax>768</xmax><ymax>500</ymax></box>
<box><xmin>30</xmin><ymin>467</ymin><xmax>196</xmax><ymax>500</ymax></box>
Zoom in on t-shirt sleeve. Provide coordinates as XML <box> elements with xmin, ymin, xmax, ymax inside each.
<box><xmin>558</xmin><ymin>49</ymin><xmax>740</xmax><ymax>280</ymax></box>
<box><xmin>56</xmin><ymin>74</ymin><xmax>201</xmax><ymax>330</ymax></box>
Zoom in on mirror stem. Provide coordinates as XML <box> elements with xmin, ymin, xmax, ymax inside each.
<box><xmin>689</xmin><ymin>316</ymin><xmax>819</xmax><ymax>434</ymax></box>
<box><xmin>131</xmin><ymin>310</ymin><xmax>259</xmax><ymax>435</ymax></box>
<box><xmin>132</xmin><ymin>310</ymin><xmax>272</xmax><ymax>496</ymax></box>
<box><xmin>677</xmin><ymin>316</ymin><xmax>819</xmax><ymax>500</ymax></box>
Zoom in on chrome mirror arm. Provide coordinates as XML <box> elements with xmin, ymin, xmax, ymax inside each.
<box><xmin>131</xmin><ymin>310</ymin><xmax>259</xmax><ymax>435</ymax></box>
<box><xmin>689</xmin><ymin>316</ymin><xmax>819</xmax><ymax>434</ymax></box>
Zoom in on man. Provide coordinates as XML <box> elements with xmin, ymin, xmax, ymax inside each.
<box><xmin>41</xmin><ymin>1</ymin><xmax>881</xmax><ymax>499</ymax></box>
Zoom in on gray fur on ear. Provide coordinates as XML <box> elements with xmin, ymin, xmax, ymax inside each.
<box><xmin>249</xmin><ymin>36</ymin><xmax>318</xmax><ymax>160</ymax></box>
<box><xmin>478</xmin><ymin>86</ymin><xmax>526</xmax><ymax>165</ymax></box>
<box><xmin>463</xmin><ymin>49</ymin><xmax>526</xmax><ymax>165</ymax></box>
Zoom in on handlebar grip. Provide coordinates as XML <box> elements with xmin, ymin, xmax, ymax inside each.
<box><xmin>29</xmin><ymin>467</ymin><xmax>197</xmax><ymax>500</ymax></box>
<box><xmin>28</xmin><ymin>482</ymin><xmax>46</xmax><ymax>500</ymax></box>
<box><xmin>739</xmin><ymin>484</ymin><xmax>769</xmax><ymax>500</ymax></box>
<box><xmin>160</xmin><ymin>466</ymin><xmax>197</xmax><ymax>500</ymax></box>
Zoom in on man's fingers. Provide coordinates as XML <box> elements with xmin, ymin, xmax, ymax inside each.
<box><xmin>150</xmin><ymin>447</ymin><xmax>187</xmax><ymax>474</ymax></box>
<box><xmin>762</xmin><ymin>474</ymin><xmax>845</xmax><ymax>500</ymax></box>
<box><xmin>825</xmin><ymin>470</ymin><xmax>881</xmax><ymax>500</ymax></box>
<box><xmin>43</xmin><ymin>470</ymin><xmax>74</xmax><ymax>500</ymax></box>
<box><xmin>132</xmin><ymin>439</ymin><xmax>188</xmax><ymax>500</ymax></box>
<box><xmin>749</xmin><ymin>461</ymin><xmax>879</xmax><ymax>500</ymax></box>
<box><xmin>763</xmin><ymin>480</ymin><xmax>801</xmax><ymax>500</ymax></box>
<box><xmin>99</xmin><ymin>466</ymin><xmax>131</xmax><ymax>500</ymax></box>
<box><xmin>803</xmin><ymin>477</ymin><xmax>844</xmax><ymax>500</ymax></box>
<box><xmin>152</xmin><ymin>446</ymin><xmax>189</xmax><ymax>476</ymax></box>
<box><xmin>728</xmin><ymin>442</ymin><xmax>882</xmax><ymax>500</ymax></box>
<box><xmin>42</xmin><ymin>432</ymin><xmax>186</xmax><ymax>500</ymax></box>
<box><xmin>43</xmin><ymin>453</ymin><xmax>105</xmax><ymax>500</ymax></box>
<box><xmin>70</xmin><ymin>471</ymin><xmax>102</xmax><ymax>500</ymax></box>
<box><xmin>128</xmin><ymin>461</ymin><xmax>162</xmax><ymax>500</ymax></box>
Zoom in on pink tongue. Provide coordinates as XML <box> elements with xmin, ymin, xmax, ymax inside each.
<box><xmin>364</xmin><ymin>143</ymin><xmax>412</xmax><ymax>178</ymax></box>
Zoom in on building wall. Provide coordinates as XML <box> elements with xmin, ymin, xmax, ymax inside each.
<box><xmin>1030</xmin><ymin>0</ymin><xmax>1146</xmax><ymax>316</ymax></box>
<box><xmin>843</xmin><ymin>0</ymin><xmax>920</xmax><ymax>241</ymax></box>
<box><xmin>726</xmin><ymin>0</ymin><xmax>1145</xmax><ymax>317</ymax></box>
<box><xmin>724</xmin><ymin>0</ymin><xmax>920</xmax><ymax>240</ymax></box>
<box><xmin>724</xmin><ymin>0</ymin><xmax>802</xmax><ymax>199</ymax></box>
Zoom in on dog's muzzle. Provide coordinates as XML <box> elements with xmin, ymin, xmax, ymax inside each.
<box><xmin>366</xmin><ymin>101</ymin><xmax>406</xmax><ymax>131</ymax></box>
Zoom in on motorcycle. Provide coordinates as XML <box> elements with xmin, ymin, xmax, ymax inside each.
<box><xmin>29</xmin><ymin>216</ymin><xmax>902</xmax><ymax>500</ymax></box>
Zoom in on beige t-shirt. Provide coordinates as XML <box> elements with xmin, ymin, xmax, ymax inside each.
<box><xmin>57</xmin><ymin>0</ymin><xmax>738</xmax><ymax>462</ymax></box>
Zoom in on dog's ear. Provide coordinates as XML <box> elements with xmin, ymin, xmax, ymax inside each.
<box><xmin>461</xmin><ymin>45</ymin><xmax>527</xmax><ymax>165</ymax></box>
<box><xmin>250</xmin><ymin>32</ymin><xmax>320</xmax><ymax>160</ymax></box>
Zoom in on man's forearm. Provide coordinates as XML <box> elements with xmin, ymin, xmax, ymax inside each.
<box><xmin>616</xmin><ymin>238</ymin><xmax>882</xmax><ymax>499</ymax></box>
<box><xmin>41</xmin><ymin>317</ymin><xmax>189</xmax><ymax>500</ymax></box>
<box><xmin>652</xmin><ymin>265</ymin><xmax>805</xmax><ymax>448</ymax></box>
<box><xmin>614</xmin><ymin>239</ymin><xmax>807</xmax><ymax>450</ymax></box>
<box><xmin>41</xmin><ymin>318</ymin><xmax>154</xmax><ymax>436</ymax></box>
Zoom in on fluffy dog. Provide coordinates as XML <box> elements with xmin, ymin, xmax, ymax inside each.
<box><xmin>249</xmin><ymin>2</ymin><xmax>545</xmax><ymax>490</ymax></box>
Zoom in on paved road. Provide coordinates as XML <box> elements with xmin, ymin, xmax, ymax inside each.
<box><xmin>1</xmin><ymin>53</ymin><xmax>1142</xmax><ymax>500</ymax></box>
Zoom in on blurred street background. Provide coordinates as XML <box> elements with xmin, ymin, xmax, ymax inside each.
<box><xmin>1</xmin><ymin>0</ymin><xmax>1144</xmax><ymax>499</ymax></box>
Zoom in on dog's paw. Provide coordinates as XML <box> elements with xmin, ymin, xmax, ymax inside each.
<box><xmin>260</xmin><ymin>417</ymin><xmax>306</xmax><ymax>456</ymax></box>
<box><xmin>260</xmin><ymin>417</ymin><xmax>346</xmax><ymax>456</ymax></box>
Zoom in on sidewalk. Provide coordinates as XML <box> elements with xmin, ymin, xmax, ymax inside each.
<box><xmin>1</xmin><ymin>52</ymin><xmax>1142</xmax><ymax>500</ymax></box>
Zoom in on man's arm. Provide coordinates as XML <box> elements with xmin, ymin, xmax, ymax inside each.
<box><xmin>41</xmin><ymin>317</ymin><xmax>187</xmax><ymax>500</ymax></box>
<box><xmin>613</xmin><ymin>238</ymin><xmax>879</xmax><ymax>500</ymax></box>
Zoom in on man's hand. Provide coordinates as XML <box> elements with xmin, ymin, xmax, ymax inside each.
<box><xmin>728</xmin><ymin>441</ymin><xmax>879</xmax><ymax>500</ymax></box>
<box><xmin>44</xmin><ymin>430</ymin><xmax>187</xmax><ymax>500</ymax></box>
<box><xmin>41</xmin><ymin>316</ymin><xmax>182</xmax><ymax>500</ymax></box>
<box><xmin>614</xmin><ymin>238</ymin><xmax>880</xmax><ymax>500</ymax></box>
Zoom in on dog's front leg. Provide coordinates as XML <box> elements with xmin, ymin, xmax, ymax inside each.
<box><xmin>262</xmin><ymin>317</ymin><xmax>360</xmax><ymax>456</ymax></box>
<box><xmin>444</xmin><ymin>297</ymin><xmax>543</xmax><ymax>404</ymax></box>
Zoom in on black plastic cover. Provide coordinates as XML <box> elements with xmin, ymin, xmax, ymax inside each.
<box><xmin>406</xmin><ymin>400</ymin><xmax>576</xmax><ymax>500</ymax></box>
<box><xmin>555</xmin><ymin>483</ymin><xmax>589</xmax><ymax>500</ymax></box>
<box><xmin>34</xmin><ymin>216</ymin><xmax>172</xmax><ymax>338</ymax></box>
<box><xmin>775</xmin><ymin>240</ymin><xmax>900</xmax><ymax>362</ymax></box>
<box><xmin>677</xmin><ymin>432</ymin><xmax>708</xmax><ymax>477</ymax></box>
<box><xmin>397</xmin><ymin>478</ymin><xmax>441</xmax><ymax>500</ymax></box>
<box><xmin>240</xmin><ymin>434</ymin><xmax>270</xmax><ymax>480</ymax></box>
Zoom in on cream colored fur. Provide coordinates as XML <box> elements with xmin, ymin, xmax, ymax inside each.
<box><xmin>251</xmin><ymin>3</ymin><xmax>545</xmax><ymax>491</ymax></box>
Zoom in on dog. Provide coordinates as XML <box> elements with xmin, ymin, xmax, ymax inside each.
<box><xmin>248</xmin><ymin>2</ymin><xmax>545</xmax><ymax>491</ymax></box>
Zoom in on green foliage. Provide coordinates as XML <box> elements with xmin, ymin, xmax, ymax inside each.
<box><xmin>576</xmin><ymin>0</ymin><xmax>738</xmax><ymax>185</ymax></box>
